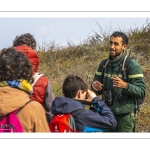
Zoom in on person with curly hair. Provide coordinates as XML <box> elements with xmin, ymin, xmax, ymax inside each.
<box><xmin>0</xmin><ymin>47</ymin><xmax>50</xmax><ymax>132</ymax></box>
<box><xmin>13</xmin><ymin>33</ymin><xmax>54</xmax><ymax>124</ymax></box>
<box><xmin>13</xmin><ymin>33</ymin><xmax>36</xmax><ymax>50</ymax></box>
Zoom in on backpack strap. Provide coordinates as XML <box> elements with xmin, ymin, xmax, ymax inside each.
<box><xmin>72</xmin><ymin>109</ymin><xmax>85</xmax><ymax>117</ymax></box>
<box><xmin>0</xmin><ymin>100</ymin><xmax>32</xmax><ymax>120</ymax></box>
<box><xmin>101</xmin><ymin>56</ymin><xmax>131</xmax><ymax>82</ymax></box>
<box><xmin>73</xmin><ymin>99</ymin><xmax>99</xmax><ymax>113</ymax></box>
<box><xmin>121</xmin><ymin>56</ymin><xmax>142</xmax><ymax>113</ymax></box>
<box><xmin>15</xmin><ymin>100</ymin><xmax>32</xmax><ymax>115</ymax></box>
<box><xmin>75</xmin><ymin>100</ymin><xmax>95</xmax><ymax>105</ymax></box>
<box><xmin>121</xmin><ymin>55</ymin><xmax>132</xmax><ymax>81</ymax></box>
<box><xmin>31</xmin><ymin>72</ymin><xmax>45</xmax><ymax>87</ymax></box>
<box><xmin>101</xmin><ymin>59</ymin><xmax>109</xmax><ymax>84</ymax></box>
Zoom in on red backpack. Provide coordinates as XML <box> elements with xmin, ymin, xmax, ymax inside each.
<box><xmin>49</xmin><ymin>109</ymin><xmax>85</xmax><ymax>132</ymax></box>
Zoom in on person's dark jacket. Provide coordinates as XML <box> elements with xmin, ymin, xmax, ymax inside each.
<box><xmin>51</xmin><ymin>96</ymin><xmax>117</xmax><ymax>132</ymax></box>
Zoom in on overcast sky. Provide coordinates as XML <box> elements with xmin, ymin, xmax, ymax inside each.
<box><xmin>0</xmin><ymin>17</ymin><xmax>149</xmax><ymax>50</ymax></box>
<box><xmin>1</xmin><ymin>1</ymin><xmax>150</xmax><ymax>50</ymax></box>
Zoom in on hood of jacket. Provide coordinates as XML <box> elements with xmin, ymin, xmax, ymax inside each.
<box><xmin>0</xmin><ymin>87</ymin><xmax>30</xmax><ymax>116</ymax></box>
<box><xmin>15</xmin><ymin>45</ymin><xmax>39</xmax><ymax>72</ymax></box>
<box><xmin>51</xmin><ymin>96</ymin><xmax>84</xmax><ymax>114</ymax></box>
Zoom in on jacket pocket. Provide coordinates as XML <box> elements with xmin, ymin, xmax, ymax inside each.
<box><xmin>110</xmin><ymin>97</ymin><xmax>135</xmax><ymax>116</ymax></box>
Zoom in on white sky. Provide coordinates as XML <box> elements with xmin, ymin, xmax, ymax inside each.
<box><xmin>0</xmin><ymin>17</ymin><xmax>149</xmax><ymax>50</ymax></box>
<box><xmin>1</xmin><ymin>1</ymin><xmax>150</xmax><ymax>49</ymax></box>
<box><xmin>1</xmin><ymin>0</ymin><xmax>150</xmax><ymax>50</ymax></box>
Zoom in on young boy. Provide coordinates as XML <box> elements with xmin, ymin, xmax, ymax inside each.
<box><xmin>51</xmin><ymin>75</ymin><xmax>117</xmax><ymax>132</ymax></box>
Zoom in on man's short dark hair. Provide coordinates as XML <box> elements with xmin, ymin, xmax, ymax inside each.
<box><xmin>13</xmin><ymin>33</ymin><xmax>36</xmax><ymax>50</ymax></box>
<box><xmin>0</xmin><ymin>47</ymin><xmax>33</xmax><ymax>83</ymax></box>
<box><xmin>110</xmin><ymin>31</ymin><xmax>128</xmax><ymax>45</ymax></box>
<box><xmin>62</xmin><ymin>75</ymin><xmax>88</xmax><ymax>98</ymax></box>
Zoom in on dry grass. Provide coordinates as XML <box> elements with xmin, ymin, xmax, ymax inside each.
<box><xmin>37</xmin><ymin>21</ymin><xmax>150</xmax><ymax>132</ymax></box>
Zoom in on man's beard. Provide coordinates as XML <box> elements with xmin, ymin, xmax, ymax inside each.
<box><xmin>110</xmin><ymin>50</ymin><xmax>123</xmax><ymax>59</ymax></box>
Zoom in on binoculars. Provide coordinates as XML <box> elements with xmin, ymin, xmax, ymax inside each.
<box><xmin>102</xmin><ymin>91</ymin><xmax>113</xmax><ymax>106</ymax></box>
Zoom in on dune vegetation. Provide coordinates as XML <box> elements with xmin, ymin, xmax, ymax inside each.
<box><xmin>37</xmin><ymin>20</ymin><xmax>149</xmax><ymax>132</ymax></box>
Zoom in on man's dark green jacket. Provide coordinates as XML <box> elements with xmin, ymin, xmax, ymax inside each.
<box><xmin>92</xmin><ymin>50</ymin><xmax>146</xmax><ymax>116</ymax></box>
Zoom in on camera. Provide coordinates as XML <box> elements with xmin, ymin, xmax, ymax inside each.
<box><xmin>102</xmin><ymin>91</ymin><xmax>113</xmax><ymax>106</ymax></box>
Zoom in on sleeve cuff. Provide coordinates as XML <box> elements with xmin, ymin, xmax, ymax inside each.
<box><xmin>123</xmin><ymin>83</ymin><xmax>129</xmax><ymax>91</ymax></box>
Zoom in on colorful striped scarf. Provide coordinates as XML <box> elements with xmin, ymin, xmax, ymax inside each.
<box><xmin>0</xmin><ymin>79</ymin><xmax>33</xmax><ymax>94</ymax></box>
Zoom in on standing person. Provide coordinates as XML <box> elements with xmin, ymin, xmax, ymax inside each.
<box><xmin>51</xmin><ymin>75</ymin><xmax>117</xmax><ymax>132</ymax></box>
<box><xmin>91</xmin><ymin>31</ymin><xmax>146</xmax><ymax>132</ymax></box>
<box><xmin>13</xmin><ymin>33</ymin><xmax>54</xmax><ymax>124</ymax></box>
<box><xmin>0</xmin><ymin>47</ymin><xmax>50</xmax><ymax>132</ymax></box>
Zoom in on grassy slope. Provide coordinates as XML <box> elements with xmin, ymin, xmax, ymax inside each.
<box><xmin>37</xmin><ymin>23</ymin><xmax>150</xmax><ymax>132</ymax></box>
